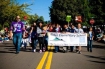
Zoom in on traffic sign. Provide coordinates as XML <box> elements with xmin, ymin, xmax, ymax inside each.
<box><xmin>66</xmin><ymin>15</ymin><xmax>71</xmax><ymax>22</ymax></box>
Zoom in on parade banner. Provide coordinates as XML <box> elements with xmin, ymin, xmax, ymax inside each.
<box><xmin>48</xmin><ymin>32</ymin><xmax>87</xmax><ymax>46</ymax></box>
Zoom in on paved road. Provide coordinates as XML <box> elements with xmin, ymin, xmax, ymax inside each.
<box><xmin>0</xmin><ymin>40</ymin><xmax>105</xmax><ymax>69</ymax></box>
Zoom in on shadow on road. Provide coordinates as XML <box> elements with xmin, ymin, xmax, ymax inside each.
<box><xmin>0</xmin><ymin>44</ymin><xmax>16</xmax><ymax>54</ymax></box>
<box><xmin>84</xmin><ymin>55</ymin><xmax>105</xmax><ymax>60</ymax></box>
<box><xmin>88</xmin><ymin>60</ymin><xmax>105</xmax><ymax>64</ymax></box>
<box><xmin>93</xmin><ymin>45</ymin><xmax>105</xmax><ymax>49</ymax></box>
<box><xmin>0</xmin><ymin>51</ymin><xmax>15</xmax><ymax>54</ymax></box>
<box><xmin>83</xmin><ymin>54</ymin><xmax>105</xmax><ymax>64</ymax></box>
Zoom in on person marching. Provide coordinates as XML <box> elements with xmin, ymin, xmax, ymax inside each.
<box><xmin>53</xmin><ymin>23</ymin><xmax>62</xmax><ymax>53</ymax></box>
<box><xmin>62</xmin><ymin>24</ymin><xmax>70</xmax><ymax>53</ymax></box>
<box><xmin>30</xmin><ymin>22</ymin><xmax>38</xmax><ymax>52</ymax></box>
<box><xmin>42</xmin><ymin>25</ymin><xmax>48</xmax><ymax>51</ymax></box>
<box><xmin>37</xmin><ymin>21</ymin><xmax>44</xmax><ymax>53</ymax></box>
<box><xmin>75</xmin><ymin>23</ymin><xmax>84</xmax><ymax>54</ymax></box>
<box><xmin>87</xmin><ymin>27</ymin><xmax>94</xmax><ymax>52</ymax></box>
<box><xmin>10</xmin><ymin>16</ymin><xmax>25</xmax><ymax>54</ymax></box>
<box><xmin>70</xmin><ymin>24</ymin><xmax>76</xmax><ymax>52</ymax></box>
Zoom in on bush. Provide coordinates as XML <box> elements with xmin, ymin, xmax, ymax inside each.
<box><xmin>0</xmin><ymin>24</ymin><xmax>2</xmax><ymax>31</ymax></box>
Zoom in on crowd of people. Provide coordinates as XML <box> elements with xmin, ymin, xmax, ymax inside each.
<box><xmin>0</xmin><ymin>15</ymin><xmax>105</xmax><ymax>54</ymax></box>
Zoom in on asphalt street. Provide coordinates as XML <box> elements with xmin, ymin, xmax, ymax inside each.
<box><xmin>0</xmin><ymin>40</ymin><xmax>105</xmax><ymax>69</ymax></box>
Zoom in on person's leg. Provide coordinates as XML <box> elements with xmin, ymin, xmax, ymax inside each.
<box><xmin>55</xmin><ymin>46</ymin><xmax>59</xmax><ymax>52</ymax></box>
<box><xmin>70</xmin><ymin>46</ymin><xmax>74</xmax><ymax>52</ymax></box>
<box><xmin>38</xmin><ymin>37</ymin><xmax>42</xmax><ymax>53</ymax></box>
<box><xmin>63</xmin><ymin>46</ymin><xmax>67</xmax><ymax>53</ymax></box>
<box><xmin>76</xmin><ymin>46</ymin><xmax>79</xmax><ymax>52</ymax></box>
<box><xmin>24</xmin><ymin>42</ymin><xmax>27</xmax><ymax>50</ymax></box>
<box><xmin>77</xmin><ymin>46</ymin><xmax>81</xmax><ymax>54</ymax></box>
<box><xmin>37</xmin><ymin>37</ymin><xmax>44</xmax><ymax>52</ymax></box>
<box><xmin>44</xmin><ymin>39</ymin><xmax>48</xmax><ymax>51</ymax></box>
<box><xmin>13</xmin><ymin>33</ymin><xmax>17</xmax><ymax>52</ymax></box>
<box><xmin>33</xmin><ymin>39</ymin><xmax>37</xmax><ymax>52</ymax></box>
<box><xmin>90</xmin><ymin>40</ymin><xmax>93</xmax><ymax>52</ymax></box>
<box><xmin>17</xmin><ymin>33</ymin><xmax>22</xmax><ymax>53</ymax></box>
<box><xmin>31</xmin><ymin>38</ymin><xmax>34</xmax><ymax>50</ymax></box>
<box><xmin>87</xmin><ymin>40</ymin><xmax>90</xmax><ymax>52</ymax></box>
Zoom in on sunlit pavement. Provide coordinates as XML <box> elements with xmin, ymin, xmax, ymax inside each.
<box><xmin>0</xmin><ymin>40</ymin><xmax>105</xmax><ymax>69</ymax></box>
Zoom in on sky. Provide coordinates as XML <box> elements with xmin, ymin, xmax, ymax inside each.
<box><xmin>17</xmin><ymin>0</ymin><xmax>53</xmax><ymax>21</ymax></box>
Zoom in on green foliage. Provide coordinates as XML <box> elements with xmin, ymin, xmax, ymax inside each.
<box><xmin>0</xmin><ymin>0</ymin><xmax>31</xmax><ymax>29</ymax></box>
<box><xmin>39</xmin><ymin>16</ymin><xmax>44</xmax><ymax>22</ymax></box>
<box><xmin>0</xmin><ymin>24</ymin><xmax>2</xmax><ymax>30</ymax></box>
<box><xmin>50</xmin><ymin>0</ymin><xmax>105</xmax><ymax>26</ymax></box>
<box><xmin>28</xmin><ymin>14</ymin><xmax>44</xmax><ymax>25</ymax></box>
<box><xmin>82</xmin><ymin>22</ymin><xmax>90</xmax><ymax>26</ymax></box>
<box><xmin>4</xmin><ymin>22</ymin><xmax>9</xmax><ymax>27</ymax></box>
<box><xmin>89</xmin><ymin>0</ymin><xmax>105</xmax><ymax>25</ymax></box>
<box><xmin>50</xmin><ymin>0</ymin><xmax>84</xmax><ymax>23</ymax></box>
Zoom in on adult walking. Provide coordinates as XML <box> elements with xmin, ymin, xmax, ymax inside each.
<box><xmin>37</xmin><ymin>22</ymin><xmax>44</xmax><ymax>53</ymax></box>
<box><xmin>53</xmin><ymin>23</ymin><xmax>62</xmax><ymax>53</ymax></box>
<box><xmin>87</xmin><ymin>27</ymin><xmax>94</xmax><ymax>52</ymax></box>
<box><xmin>62</xmin><ymin>24</ymin><xmax>70</xmax><ymax>53</ymax></box>
<box><xmin>70</xmin><ymin>24</ymin><xmax>76</xmax><ymax>52</ymax></box>
<box><xmin>10</xmin><ymin>16</ymin><xmax>25</xmax><ymax>54</ymax></box>
<box><xmin>30</xmin><ymin>22</ymin><xmax>38</xmax><ymax>52</ymax></box>
<box><xmin>75</xmin><ymin>23</ymin><xmax>84</xmax><ymax>54</ymax></box>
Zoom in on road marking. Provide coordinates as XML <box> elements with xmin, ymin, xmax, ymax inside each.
<box><xmin>45</xmin><ymin>46</ymin><xmax>54</xmax><ymax>69</ymax></box>
<box><xmin>36</xmin><ymin>51</ymin><xmax>48</xmax><ymax>69</ymax></box>
<box><xmin>36</xmin><ymin>46</ymin><xmax>51</xmax><ymax>69</ymax></box>
<box><xmin>36</xmin><ymin>46</ymin><xmax>54</xmax><ymax>69</ymax></box>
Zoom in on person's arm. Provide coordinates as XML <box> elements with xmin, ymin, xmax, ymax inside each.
<box><xmin>37</xmin><ymin>27</ymin><xmax>42</xmax><ymax>34</ymax></box>
<box><xmin>92</xmin><ymin>32</ymin><xmax>94</xmax><ymax>40</ymax></box>
<box><xmin>22</xmin><ymin>23</ymin><xmax>26</xmax><ymax>38</ymax></box>
<box><xmin>30</xmin><ymin>27</ymin><xmax>33</xmax><ymax>34</ymax></box>
<box><xmin>9</xmin><ymin>22</ymin><xmax>13</xmax><ymax>39</ymax></box>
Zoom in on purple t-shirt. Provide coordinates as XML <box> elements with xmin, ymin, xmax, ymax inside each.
<box><xmin>10</xmin><ymin>21</ymin><xmax>24</xmax><ymax>33</ymax></box>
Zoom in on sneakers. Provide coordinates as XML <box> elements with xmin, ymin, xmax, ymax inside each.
<box><xmin>43</xmin><ymin>47</ymin><xmax>45</xmax><ymax>52</ymax></box>
<box><xmin>39</xmin><ymin>50</ymin><xmax>42</xmax><ymax>53</ymax></box>
<box><xmin>77</xmin><ymin>51</ymin><xmax>81</xmax><ymax>54</ymax></box>
<box><xmin>15</xmin><ymin>52</ymin><xmax>19</xmax><ymax>54</ymax></box>
<box><xmin>32</xmin><ymin>49</ymin><xmax>36</xmax><ymax>52</ymax></box>
<box><xmin>33</xmin><ymin>49</ymin><xmax>36</xmax><ymax>52</ymax></box>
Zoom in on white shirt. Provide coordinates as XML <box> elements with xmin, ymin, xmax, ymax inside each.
<box><xmin>75</xmin><ymin>28</ymin><xmax>84</xmax><ymax>33</ymax></box>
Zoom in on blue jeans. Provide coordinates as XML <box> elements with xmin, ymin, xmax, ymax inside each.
<box><xmin>31</xmin><ymin>38</ymin><xmax>38</xmax><ymax>50</ymax></box>
<box><xmin>13</xmin><ymin>33</ymin><xmax>22</xmax><ymax>52</ymax></box>
<box><xmin>55</xmin><ymin>46</ymin><xmax>59</xmax><ymax>52</ymax></box>
<box><xmin>70</xmin><ymin>46</ymin><xmax>74</xmax><ymax>52</ymax></box>
<box><xmin>87</xmin><ymin>40</ymin><xmax>93</xmax><ymax>52</ymax></box>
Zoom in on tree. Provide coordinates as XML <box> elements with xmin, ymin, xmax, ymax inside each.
<box><xmin>89</xmin><ymin>0</ymin><xmax>105</xmax><ymax>25</ymax></box>
<box><xmin>0</xmin><ymin>0</ymin><xmax>30</xmax><ymax>29</ymax></box>
<box><xmin>49</xmin><ymin>0</ymin><xmax>84</xmax><ymax>24</ymax></box>
<box><xmin>50</xmin><ymin>0</ymin><xmax>105</xmax><ymax>26</ymax></box>
<box><xmin>39</xmin><ymin>16</ymin><xmax>44</xmax><ymax>22</ymax></box>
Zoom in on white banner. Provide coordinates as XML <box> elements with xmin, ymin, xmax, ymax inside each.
<box><xmin>48</xmin><ymin>32</ymin><xmax>87</xmax><ymax>46</ymax></box>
